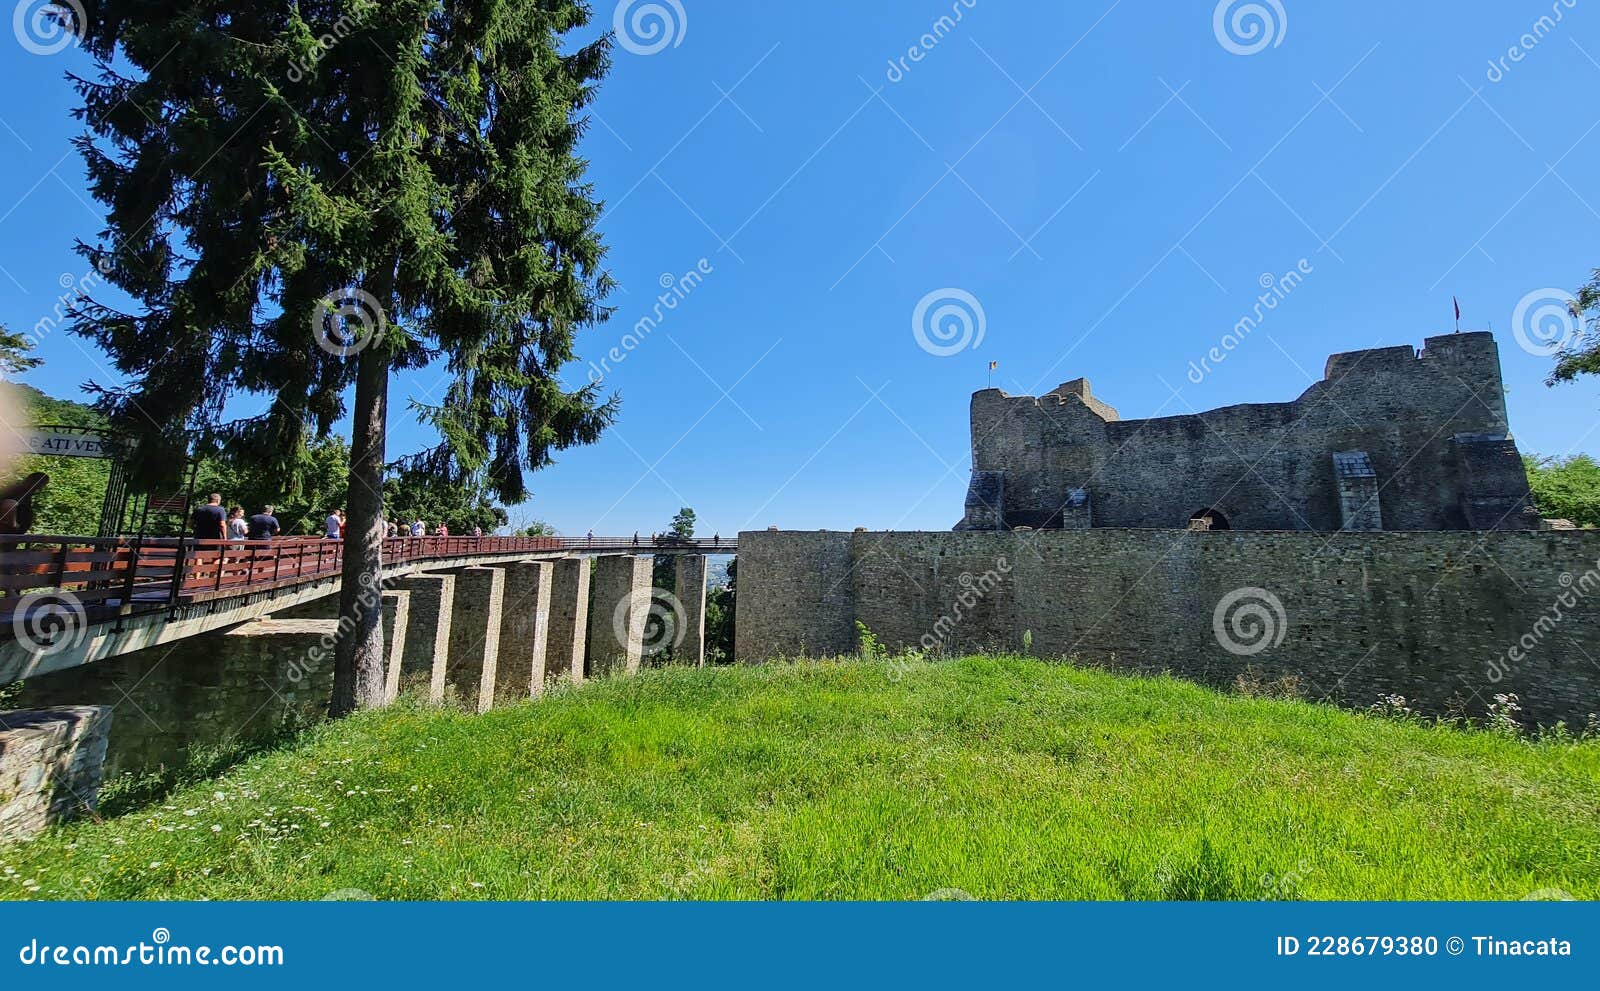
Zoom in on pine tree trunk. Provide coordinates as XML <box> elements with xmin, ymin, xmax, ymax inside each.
<box><xmin>330</xmin><ymin>343</ymin><xmax>389</xmax><ymax>716</ymax></box>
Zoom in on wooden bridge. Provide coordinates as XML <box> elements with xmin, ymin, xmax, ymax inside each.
<box><xmin>0</xmin><ymin>533</ymin><xmax>737</xmax><ymax>683</ymax></box>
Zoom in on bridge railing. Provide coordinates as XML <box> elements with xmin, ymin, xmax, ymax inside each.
<box><xmin>0</xmin><ymin>534</ymin><xmax>565</xmax><ymax>618</ymax></box>
<box><xmin>553</xmin><ymin>536</ymin><xmax>737</xmax><ymax>553</ymax></box>
<box><xmin>0</xmin><ymin>532</ymin><xmax>733</xmax><ymax>627</ymax></box>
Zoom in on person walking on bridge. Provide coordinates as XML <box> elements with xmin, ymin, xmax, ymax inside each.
<box><xmin>191</xmin><ymin>493</ymin><xmax>226</xmax><ymax>540</ymax></box>
<box><xmin>227</xmin><ymin>506</ymin><xmax>247</xmax><ymax>540</ymax></box>
<box><xmin>247</xmin><ymin>505</ymin><xmax>280</xmax><ymax>540</ymax></box>
<box><xmin>325</xmin><ymin>508</ymin><xmax>343</xmax><ymax>539</ymax></box>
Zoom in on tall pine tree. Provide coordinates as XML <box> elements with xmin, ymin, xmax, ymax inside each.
<box><xmin>69</xmin><ymin>1</ymin><xmax>617</xmax><ymax>713</ymax></box>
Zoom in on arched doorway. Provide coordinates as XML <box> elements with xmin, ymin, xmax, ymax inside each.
<box><xmin>1188</xmin><ymin>508</ymin><xmax>1230</xmax><ymax>531</ymax></box>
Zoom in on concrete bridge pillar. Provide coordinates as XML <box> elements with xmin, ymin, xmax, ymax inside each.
<box><xmin>493</xmin><ymin>560</ymin><xmax>553</xmax><ymax>704</ymax></box>
<box><xmin>587</xmin><ymin>555</ymin><xmax>651</xmax><ymax>678</ymax></box>
<box><xmin>387</xmin><ymin>574</ymin><xmax>455</xmax><ymax>702</ymax></box>
<box><xmin>431</xmin><ymin>567</ymin><xmax>504</xmax><ymax>713</ymax></box>
<box><xmin>546</xmin><ymin>557</ymin><xmax>591</xmax><ymax>685</ymax></box>
<box><xmin>674</xmin><ymin>555</ymin><xmax>708</xmax><ymax>667</ymax></box>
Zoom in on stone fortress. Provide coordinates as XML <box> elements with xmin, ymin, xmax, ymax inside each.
<box><xmin>737</xmin><ymin>330</ymin><xmax>1600</xmax><ymax>729</ymax></box>
<box><xmin>955</xmin><ymin>332</ymin><xmax>1538</xmax><ymax>533</ymax></box>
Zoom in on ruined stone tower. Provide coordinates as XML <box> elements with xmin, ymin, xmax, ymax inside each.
<box><xmin>955</xmin><ymin>332</ymin><xmax>1537</xmax><ymax>532</ymax></box>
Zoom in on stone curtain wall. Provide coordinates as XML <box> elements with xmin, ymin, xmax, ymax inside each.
<box><xmin>736</xmin><ymin>528</ymin><xmax>1600</xmax><ymax>727</ymax></box>
<box><xmin>0</xmin><ymin>706</ymin><xmax>111</xmax><ymax>841</ymax></box>
<box><xmin>962</xmin><ymin>333</ymin><xmax>1531</xmax><ymax>532</ymax></box>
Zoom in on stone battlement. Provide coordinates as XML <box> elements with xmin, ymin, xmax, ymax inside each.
<box><xmin>958</xmin><ymin>332</ymin><xmax>1534</xmax><ymax>532</ymax></box>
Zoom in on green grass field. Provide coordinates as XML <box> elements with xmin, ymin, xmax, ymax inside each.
<box><xmin>2</xmin><ymin>655</ymin><xmax>1597</xmax><ymax>900</ymax></box>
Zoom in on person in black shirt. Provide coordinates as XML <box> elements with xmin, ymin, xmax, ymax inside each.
<box><xmin>191</xmin><ymin>493</ymin><xmax>227</xmax><ymax>540</ymax></box>
<box><xmin>246</xmin><ymin>505</ymin><xmax>281</xmax><ymax>540</ymax></box>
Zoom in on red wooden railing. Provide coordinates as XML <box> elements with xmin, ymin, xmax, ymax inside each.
<box><xmin>0</xmin><ymin>534</ymin><xmax>562</xmax><ymax>618</ymax></box>
<box><xmin>0</xmin><ymin>533</ymin><xmax>736</xmax><ymax>630</ymax></box>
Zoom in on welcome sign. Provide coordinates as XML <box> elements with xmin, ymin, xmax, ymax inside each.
<box><xmin>21</xmin><ymin>429</ymin><xmax>112</xmax><ymax>460</ymax></box>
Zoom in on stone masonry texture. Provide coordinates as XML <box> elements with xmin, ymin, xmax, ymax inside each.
<box><xmin>736</xmin><ymin>528</ymin><xmax>1600</xmax><ymax>727</ymax></box>
<box><xmin>587</xmin><ymin>555</ymin><xmax>651</xmax><ymax>678</ymax></box>
<box><xmin>13</xmin><ymin>621</ymin><xmax>339</xmax><ymax>780</ymax></box>
<box><xmin>430</xmin><ymin>567</ymin><xmax>504</xmax><ymax>713</ymax></box>
<box><xmin>381</xmin><ymin>590</ymin><xmax>410</xmax><ymax>703</ymax></box>
<box><xmin>547</xmin><ymin>558</ymin><xmax>590</xmax><ymax>684</ymax></box>
<box><xmin>956</xmin><ymin>333</ymin><xmax>1538</xmax><ymax>533</ymax></box>
<box><xmin>387</xmin><ymin>574</ymin><xmax>455</xmax><ymax>702</ymax></box>
<box><xmin>0</xmin><ymin>706</ymin><xmax>111</xmax><ymax>842</ymax></box>
<box><xmin>674</xmin><ymin>555</ymin><xmax>708</xmax><ymax>666</ymax></box>
<box><xmin>493</xmin><ymin>561</ymin><xmax>553</xmax><ymax>703</ymax></box>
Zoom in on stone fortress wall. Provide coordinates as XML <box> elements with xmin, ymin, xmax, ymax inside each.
<box><xmin>735</xmin><ymin>528</ymin><xmax>1600</xmax><ymax>728</ymax></box>
<box><xmin>956</xmin><ymin>333</ymin><xmax>1537</xmax><ymax>533</ymax></box>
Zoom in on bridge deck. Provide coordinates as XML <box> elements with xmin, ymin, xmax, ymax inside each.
<box><xmin>0</xmin><ymin>534</ymin><xmax>736</xmax><ymax>681</ymax></box>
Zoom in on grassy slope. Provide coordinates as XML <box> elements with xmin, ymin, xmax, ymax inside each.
<box><xmin>2</xmin><ymin>656</ymin><xmax>1597</xmax><ymax>900</ymax></box>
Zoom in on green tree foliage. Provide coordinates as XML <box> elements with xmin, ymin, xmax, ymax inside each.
<box><xmin>0</xmin><ymin>325</ymin><xmax>41</xmax><ymax>379</ymax></box>
<box><xmin>72</xmin><ymin>2</ymin><xmax>619</xmax><ymax>712</ymax></box>
<box><xmin>518</xmin><ymin>520</ymin><xmax>558</xmax><ymax>537</ymax></box>
<box><xmin>194</xmin><ymin>437</ymin><xmax>352</xmax><ymax>537</ymax></box>
<box><xmin>1523</xmin><ymin>454</ymin><xmax>1600</xmax><ymax>527</ymax></box>
<box><xmin>386</xmin><ymin>468</ymin><xmax>509</xmax><ymax>535</ymax></box>
<box><xmin>1552</xmin><ymin>269</ymin><xmax>1600</xmax><ymax>384</ymax></box>
<box><xmin>652</xmin><ymin>506</ymin><xmax>697</xmax><ymax>591</ymax></box>
<box><xmin>705</xmin><ymin>557</ymin><xmax>736</xmax><ymax>664</ymax></box>
<box><xmin>0</xmin><ymin>383</ymin><xmax>111</xmax><ymax>535</ymax></box>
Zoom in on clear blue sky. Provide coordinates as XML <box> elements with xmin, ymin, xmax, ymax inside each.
<box><xmin>3</xmin><ymin>1</ymin><xmax>1598</xmax><ymax>536</ymax></box>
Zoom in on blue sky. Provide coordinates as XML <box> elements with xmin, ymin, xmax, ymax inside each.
<box><xmin>2</xmin><ymin>0</ymin><xmax>1598</xmax><ymax>536</ymax></box>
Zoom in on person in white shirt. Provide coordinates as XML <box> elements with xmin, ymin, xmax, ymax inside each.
<box><xmin>325</xmin><ymin>509</ymin><xmax>342</xmax><ymax>539</ymax></box>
